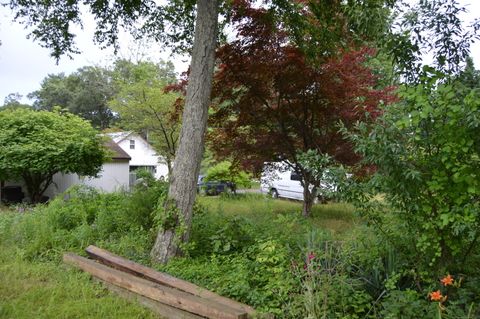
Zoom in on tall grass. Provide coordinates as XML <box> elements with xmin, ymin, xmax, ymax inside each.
<box><xmin>198</xmin><ymin>193</ymin><xmax>357</xmax><ymax>235</ymax></box>
<box><xmin>0</xmin><ymin>241</ymin><xmax>157</xmax><ymax>319</ymax></box>
<box><xmin>0</xmin><ymin>189</ymin><xmax>361</xmax><ymax>318</ymax></box>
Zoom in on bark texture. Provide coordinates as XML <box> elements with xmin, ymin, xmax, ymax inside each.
<box><xmin>151</xmin><ymin>0</ymin><xmax>219</xmax><ymax>264</ymax></box>
<box><xmin>302</xmin><ymin>184</ymin><xmax>315</xmax><ymax>218</ymax></box>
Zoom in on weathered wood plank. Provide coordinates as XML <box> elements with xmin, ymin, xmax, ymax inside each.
<box><xmin>85</xmin><ymin>245</ymin><xmax>256</xmax><ymax>315</ymax></box>
<box><xmin>95</xmin><ymin>279</ymin><xmax>205</xmax><ymax>319</ymax></box>
<box><xmin>64</xmin><ymin>253</ymin><xmax>247</xmax><ymax>319</ymax></box>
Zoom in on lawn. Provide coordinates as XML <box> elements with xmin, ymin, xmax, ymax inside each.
<box><xmin>0</xmin><ymin>208</ymin><xmax>157</xmax><ymax>319</ymax></box>
<box><xmin>198</xmin><ymin>194</ymin><xmax>356</xmax><ymax>235</ymax></box>
<box><xmin>0</xmin><ymin>246</ymin><xmax>157</xmax><ymax>319</ymax></box>
<box><xmin>0</xmin><ymin>192</ymin><xmax>358</xmax><ymax>318</ymax></box>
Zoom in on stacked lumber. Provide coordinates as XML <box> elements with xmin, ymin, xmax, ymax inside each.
<box><xmin>63</xmin><ymin>245</ymin><xmax>257</xmax><ymax>319</ymax></box>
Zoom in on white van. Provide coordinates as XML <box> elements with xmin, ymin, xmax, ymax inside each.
<box><xmin>260</xmin><ymin>168</ymin><xmax>304</xmax><ymax>200</ymax></box>
<box><xmin>260</xmin><ymin>163</ymin><xmax>337</xmax><ymax>201</ymax></box>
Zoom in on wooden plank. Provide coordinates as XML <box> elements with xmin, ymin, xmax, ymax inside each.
<box><xmin>85</xmin><ymin>245</ymin><xmax>256</xmax><ymax>316</ymax></box>
<box><xmin>95</xmin><ymin>278</ymin><xmax>204</xmax><ymax>319</ymax></box>
<box><xmin>64</xmin><ymin>253</ymin><xmax>247</xmax><ymax>319</ymax></box>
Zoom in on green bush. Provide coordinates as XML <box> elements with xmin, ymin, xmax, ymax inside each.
<box><xmin>1</xmin><ymin>181</ymin><xmax>168</xmax><ymax>261</ymax></box>
<box><xmin>9</xmin><ymin>179</ymin><xmax>478</xmax><ymax>318</ymax></box>
<box><xmin>347</xmin><ymin>81</ymin><xmax>480</xmax><ymax>276</ymax></box>
<box><xmin>159</xmin><ymin>238</ymin><xmax>296</xmax><ymax>316</ymax></box>
<box><xmin>204</xmin><ymin>161</ymin><xmax>252</xmax><ymax>188</ymax></box>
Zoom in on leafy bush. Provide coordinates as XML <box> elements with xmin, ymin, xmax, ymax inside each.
<box><xmin>8</xmin><ymin>179</ymin><xmax>478</xmax><ymax>318</ymax></box>
<box><xmin>204</xmin><ymin>161</ymin><xmax>252</xmax><ymax>188</ymax></box>
<box><xmin>0</xmin><ymin>180</ymin><xmax>168</xmax><ymax>261</ymax></box>
<box><xmin>159</xmin><ymin>238</ymin><xmax>296</xmax><ymax>316</ymax></box>
<box><xmin>347</xmin><ymin>81</ymin><xmax>480</xmax><ymax>275</ymax></box>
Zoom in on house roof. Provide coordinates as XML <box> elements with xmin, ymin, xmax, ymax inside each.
<box><xmin>104</xmin><ymin>139</ymin><xmax>131</xmax><ymax>160</ymax></box>
<box><xmin>106</xmin><ymin>131</ymin><xmax>133</xmax><ymax>143</ymax></box>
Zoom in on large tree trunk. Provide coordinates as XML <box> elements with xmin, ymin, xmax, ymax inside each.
<box><xmin>150</xmin><ymin>0</ymin><xmax>219</xmax><ymax>264</ymax></box>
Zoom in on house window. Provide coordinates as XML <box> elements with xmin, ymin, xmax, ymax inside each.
<box><xmin>290</xmin><ymin>172</ymin><xmax>301</xmax><ymax>181</ymax></box>
<box><xmin>129</xmin><ymin>140</ymin><xmax>135</xmax><ymax>149</ymax></box>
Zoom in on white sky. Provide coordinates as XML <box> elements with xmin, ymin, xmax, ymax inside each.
<box><xmin>0</xmin><ymin>7</ymin><xmax>190</xmax><ymax>104</ymax></box>
<box><xmin>0</xmin><ymin>1</ymin><xmax>479</xmax><ymax>104</ymax></box>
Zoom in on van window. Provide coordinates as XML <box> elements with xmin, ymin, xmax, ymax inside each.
<box><xmin>290</xmin><ymin>172</ymin><xmax>301</xmax><ymax>181</ymax></box>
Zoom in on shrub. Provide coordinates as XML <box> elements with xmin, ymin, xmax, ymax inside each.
<box><xmin>159</xmin><ymin>238</ymin><xmax>296</xmax><ymax>316</ymax></box>
<box><xmin>346</xmin><ymin>81</ymin><xmax>480</xmax><ymax>276</ymax></box>
<box><xmin>1</xmin><ymin>181</ymin><xmax>168</xmax><ymax>261</ymax></box>
<box><xmin>204</xmin><ymin>161</ymin><xmax>252</xmax><ymax>188</ymax></box>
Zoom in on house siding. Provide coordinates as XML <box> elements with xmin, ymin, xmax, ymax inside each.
<box><xmin>44</xmin><ymin>161</ymin><xmax>130</xmax><ymax>198</ymax></box>
<box><xmin>114</xmin><ymin>134</ymin><xmax>169</xmax><ymax>180</ymax></box>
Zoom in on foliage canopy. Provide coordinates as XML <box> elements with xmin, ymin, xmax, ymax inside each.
<box><xmin>208</xmin><ymin>2</ymin><xmax>396</xmax><ymax>216</ymax></box>
<box><xmin>109</xmin><ymin>59</ymin><xmax>180</xmax><ymax>176</ymax></box>
<box><xmin>29</xmin><ymin>67</ymin><xmax>117</xmax><ymax>129</ymax></box>
<box><xmin>0</xmin><ymin>108</ymin><xmax>105</xmax><ymax>203</ymax></box>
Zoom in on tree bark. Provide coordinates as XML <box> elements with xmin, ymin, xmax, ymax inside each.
<box><xmin>23</xmin><ymin>172</ymin><xmax>52</xmax><ymax>204</ymax></box>
<box><xmin>302</xmin><ymin>183</ymin><xmax>316</xmax><ymax>218</ymax></box>
<box><xmin>0</xmin><ymin>180</ymin><xmax>4</xmax><ymax>204</ymax></box>
<box><xmin>151</xmin><ymin>0</ymin><xmax>219</xmax><ymax>264</ymax></box>
<box><xmin>165</xmin><ymin>159</ymin><xmax>173</xmax><ymax>181</ymax></box>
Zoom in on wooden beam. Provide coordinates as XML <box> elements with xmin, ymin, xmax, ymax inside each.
<box><xmin>85</xmin><ymin>245</ymin><xmax>256</xmax><ymax>316</ymax></box>
<box><xmin>64</xmin><ymin>253</ymin><xmax>247</xmax><ymax>319</ymax></box>
<box><xmin>95</xmin><ymin>279</ymin><xmax>204</xmax><ymax>319</ymax></box>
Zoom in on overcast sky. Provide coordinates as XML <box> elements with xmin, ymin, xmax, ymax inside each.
<box><xmin>0</xmin><ymin>8</ymin><xmax>190</xmax><ymax>104</ymax></box>
<box><xmin>1</xmin><ymin>2</ymin><xmax>479</xmax><ymax>105</ymax></box>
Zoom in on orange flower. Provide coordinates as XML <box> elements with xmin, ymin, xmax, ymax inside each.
<box><xmin>429</xmin><ymin>290</ymin><xmax>443</xmax><ymax>301</ymax></box>
<box><xmin>441</xmin><ymin>274</ymin><xmax>454</xmax><ymax>286</ymax></box>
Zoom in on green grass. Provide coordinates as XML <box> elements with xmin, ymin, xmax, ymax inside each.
<box><xmin>0</xmin><ymin>208</ymin><xmax>157</xmax><ymax>319</ymax></box>
<box><xmin>0</xmin><ymin>244</ymin><xmax>158</xmax><ymax>319</ymax></box>
<box><xmin>237</xmin><ymin>180</ymin><xmax>261</xmax><ymax>190</ymax></box>
<box><xmin>198</xmin><ymin>193</ymin><xmax>357</xmax><ymax>235</ymax></box>
<box><xmin>0</xmin><ymin>193</ymin><xmax>358</xmax><ymax>318</ymax></box>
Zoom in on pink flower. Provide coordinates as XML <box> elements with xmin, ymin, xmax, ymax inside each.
<box><xmin>307</xmin><ymin>252</ymin><xmax>315</xmax><ymax>261</ymax></box>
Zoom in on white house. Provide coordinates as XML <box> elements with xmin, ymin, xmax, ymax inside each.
<box><xmin>2</xmin><ymin>139</ymin><xmax>131</xmax><ymax>203</ymax></box>
<box><xmin>107</xmin><ymin>131</ymin><xmax>169</xmax><ymax>181</ymax></box>
<box><xmin>44</xmin><ymin>139</ymin><xmax>132</xmax><ymax>198</ymax></box>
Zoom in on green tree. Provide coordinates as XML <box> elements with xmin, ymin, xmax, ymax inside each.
<box><xmin>457</xmin><ymin>57</ymin><xmax>480</xmax><ymax>90</ymax></box>
<box><xmin>112</xmin><ymin>59</ymin><xmax>177</xmax><ymax>85</ymax></box>
<box><xmin>383</xmin><ymin>0</ymin><xmax>480</xmax><ymax>83</ymax></box>
<box><xmin>110</xmin><ymin>60</ymin><xmax>180</xmax><ymax>177</ymax></box>
<box><xmin>274</xmin><ymin>0</ymin><xmax>395</xmax><ymax>61</ymax></box>
<box><xmin>204</xmin><ymin>161</ymin><xmax>252</xmax><ymax>190</ymax></box>
<box><xmin>343</xmin><ymin>0</ymin><xmax>480</xmax><ymax>279</ymax></box>
<box><xmin>29</xmin><ymin>66</ymin><xmax>117</xmax><ymax>129</ymax></box>
<box><xmin>67</xmin><ymin>66</ymin><xmax>117</xmax><ymax>129</ymax></box>
<box><xmin>28</xmin><ymin>73</ymin><xmax>73</xmax><ymax>110</ymax></box>
<box><xmin>0</xmin><ymin>108</ymin><xmax>105</xmax><ymax>203</ymax></box>
<box><xmin>7</xmin><ymin>0</ymin><xmax>220</xmax><ymax>263</ymax></box>
<box><xmin>1</xmin><ymin>93</ymin><xmax>32</xmax><ymax>110</ymax></box>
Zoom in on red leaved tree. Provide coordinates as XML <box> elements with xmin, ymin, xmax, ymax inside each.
<box><xmin>209</xmin><ymin>3</ymin><xmax>396</xmax><ymax>217</ymax></box>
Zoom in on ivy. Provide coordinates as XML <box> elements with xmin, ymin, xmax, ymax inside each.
<box><xmin>153</xmin><ymin>194</ymin><xmax>188</xmax><ymax>251</ymax></box>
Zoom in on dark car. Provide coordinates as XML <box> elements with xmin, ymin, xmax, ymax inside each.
<box><xmin>197</xmin><ymin>175</ymin><xmax>236</xmax><ymax>196</ymax></box>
